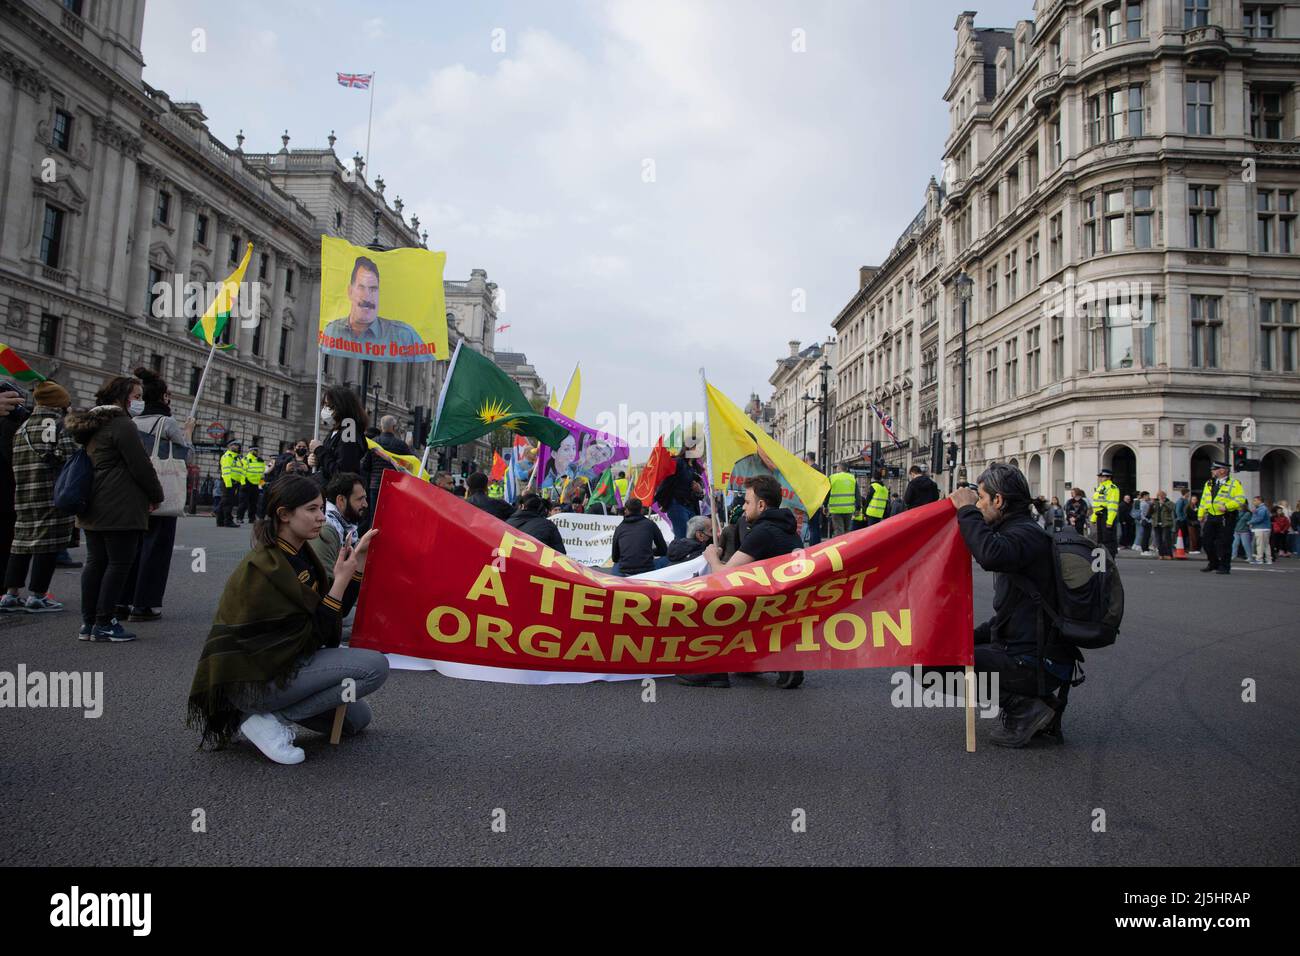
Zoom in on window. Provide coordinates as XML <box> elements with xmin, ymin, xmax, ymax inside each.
<box><xmin>278</xmin><ymin>328</ymin><xmax>290</xmax><ymax>365</ymax></box>
<box><xmin>189</xmin><ymin>365</ymin><xmax>202</xmax><ymax>395</ymax></box>
<box><xmin>62</xmin><ymin>0</ymin><xmax>83</xmax><ymax>14</ymax></box>
<box><xmin>224</xmin><ymin>377</ymin><xmax>236</xmax><ymax>406</ymax></box>
<box><xmin>1107</xmin><ymin>5</ymin><xmax>1122</xmax><ymax>44</ymax></box>
<box><xmin>1107</xmin><ymin>89</ymin><xmax>1124</xmax><ymax>140</ymax></box>
<box><xmin>195</xmin><ymin>214</ymin><xmax>208</xmax><ymax>246</ymax></box>
<box><xmin>37</xmin><ymin>314</ymin><xmax>59</xmax><ymax>355</ymax></box>
<box><xmin>1027</xmin><ymin>149</ymin><xmax>1039</xmax><ymax>192</ymax></box>
<box><xmin>258</xmin><ymin>253</ymin><xmax>269</xmax><ymax>280</ymax></box>
<box><xmin>989</xmin><ymin>185</ymin><xmax>1000</xmax><ymax>226</ymax></box>
<box><xmin>1104</xmin><ymin>304</ymin><xmax>1134</xmax><ymax>369</ymax></box>
<box><xmin>1084</xmin><ymin>198</ymin><xmax>1099</xmax><ymax>257</ymax></box>
<box><xmin>1105</xmin><ymin>190</ymin><xmax>1125</xmax><ymax>251</ymax></box>
<box><xmin>1051</xmin><ymin>314</ymin><xmax>1065</xmax><ymax>379</ymax></box>
<box><xmin>1244</xmin><ymin>6</ymin><xmax>1275</xmax><ymax>37</ymax></box>
<box><xmin>1026</xmin><ymin>326</ymin><xmax>1042</xmax><ymax>391</ymax></box>
<box><xmin>986</xmin><ymin>266</ymin><xmax>998</xmax><ymax>313</ymax></box>
<box><xmin>1190</xmin><ymin>295</ymin><xmax>1221</xmax><ymax>368</ymax></box>
<box><xmin>1133</xmin><ymin>187</ymin><xmax>1154</xmax><ymax>248</ymax></box>
<box><xmin>985</xmin><ymin>348</ymin><xmax>999</xmax><ymax>404</ymax></box>
<box><xmin>151</xmin><ymin>353</ymin><xmax>164</xmax><ymax>374</ymax></box>
<box><xmin>51</xmin><ymin>109</ymin><xmax>72</xmax><ymax>151</ymax></box>
<box><xmin>1257</xmin><ymin>189</ymin><xmax>1295</xmax><ymax>253</ymax></box>
<box><xmin>1250</xmin><ymin>89</ymin><xmax>1284</xmax><ymax>140</ymax></box>
<box><xmin>1026</xmin><ymin>232</ymin><xmax>1040</xmax><ymax>288</ymax></box>
<box><xmin>1049</xmin><ymin>213</ymin><xmax>1063</xmax><ymax>271</ymax></box>
<box><xmin>1188</xmin><ymin>185</ymin><xmax>1218</xmax><ymax>248</ymax></box>
<box><xmin>1260</xmin><ymin>299</ymin><xmax>1298</xmax><ymax>371</ymax></box>
<box><xmin>1088</xmin><ymin>94</ymin><xmax>1104</xmax><ymax>145</ymax></box>
<box><xmin>255</xmin><ymin>385</ymin><xmax>265</xmax><ymax>413</ymax></box>
<box><xmin>147</xmin><ymin>265</ymin><xmax>164</xmax><ymax>315</ymax></box>
<box><xmin>285</xmin><ymin>268</ymin><xmax>294</xmax><ymax>294</ymax></box>
<box><xmin>281</xmin><ymin>393</ymin><xmax>291</xmax><ymax>419</ymax></box>
<box><xmin>1186</xmin><ymin>79</ymin><xmax>1213</xmax><ymax>135</ymax></box>
<box><xmin>1005</xmin><ymin>339</ymin><xmax>1019</xmax><ymax>398</ymax></box>
<box><xmin>1281</xmin><ymin>301</ymin><xmax>1298</xmax><ymax>372</ymax></box>
<box><xmin>1128</xmin><ymin>85</ymin><xmax>1144</xmax><ymax>136</ymax></box>
<box><xmin>1005</xmin><ymin>250</ymin><xmax>1018</xmax><ymax>301</ymax></box>
<box><xmin>334</xmin><ymin>210</ymin><xmax>343</xmax><ymax>231</ymax></box>
<box><xmin>1126</xmin><ymin>1</ymin><xmax>1143</xmax><ymax>39</ymax></box>
<box><xmin>1050</xmin><ymin>117</ymin><xmax>1062</xmax><ymax>166</ymax></box>
<box><xmin>39</xmin><ymin>205</ymin><xmax>65</xmax><ymax>268</ymax></box>
<box><xmin>1051</xmin><ymin>35</ymin><xmax>1062</xmax><ymax>69</ymax></box>
<box><xmin>229</xmin><ymin>234</ymin><xmax>241</xmax><ymax>265</ymax></box>
<box><xmin>155</xmin><ymin>190</ymin><xmax>171</xmax><ymax>225</ymax></box>
<box><xmin>1007</xmin><ymin>167</ymin><xmax>1019</xmax><ymax>209</ymax></box>
<box><xmin>1183</xmin><ymin>0</ymin><xmax>1209</xmax><ymax>29</ymax></box>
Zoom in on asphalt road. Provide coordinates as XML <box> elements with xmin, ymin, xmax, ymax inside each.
<box><xmin>1</xmin><ymin>517</ymin><xmax>1296</xmax><ymax>866</ymax></box>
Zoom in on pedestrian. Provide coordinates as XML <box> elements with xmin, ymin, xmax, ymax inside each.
<box><xmin>431</xmin><ymin>471</ymin><xmax>455</xmax><ymax>493</ymax></box>
<box><xmin>682</xmin><ymin>474</ymin><xmax>804</xmax><ymax>690</ymax></box>
<box><xmin>666</xmin><ymin>514</ymin><xmax>711</xmax><ymax>564</ymax></box>
<box><xmin>1091</xmin><ymin>468</ymin><xmax>1121</xmax><ymax>557</ymax></box>
<box><xmin>903</xmin><ymin>464</ymin><xmax>940</xmax><ymax>510</ymax></box>
<box><xmin>610</xmin><ymin>496</ymin><xmax>667</xmax><ymax>576</ymax></box>
<box><xmin>654</xmin><ymin>435</ymin><xmax>705</xmax><ymax>539</ymax></box>
<box><xmin>466</xmin><ymin>470</ymin><xmax>512</xmax><ymax>521</ymax></box>
<box><xmin>803</xmin><ymin>453</ymin><xmax>824</xmax><ymax>545</ymax></box>
<box><xmin>307</xmin><ymin>471</ymin><xmax>368</xmax><ymax>584</ymax></box>
<box><xmin>506</xmin><ymin>492</ymin><xmax>566</xmax><ymax>553</ymax></box>
<box><xmin>1065</xmin><ymin>487</ymin><xmax>1089</xmax><ymax>536</ymax></box>
<box><xmin>1249</xmin><ymin>496</ymin><xmax>1272</xmax><ymax>566</ymax></box>
<box><xmin>1151</xmin><ymin>490</ymin><xmax>1175</xmax><ymax>559</ymax></box>
<box><xmin>1118</xmin><ymin>494</ymin><xmax>1136</xmax><ymax>549</ymax></box>
<box><xmin>1135</xmin><ymin>491</ymin><xmax>1153</xmax><ymax>555</ymax></box>
<box><xmin>1</xmin><ymin>381</ymin><xmax>76</xmax><ymax>614</ymax></box>
<box><xmin>239</xmin><ymin>446</ymin><xmax>266</xmax><ymax>523</ymax></box>
<box><xmin>825</xmin><ymin>465</ymin><xmax>859</xmax><ymax>537</ymax></box>
<box><xmin>0</xmin><ymin>382</ymin><xmax>32</xmax><ymax>579</ymax></box>
<box><xmin>1174</xmin><ymin>488</ymin><xmax>1190</xmax><ymax>551</ymax></box>
<box><xmin>65</xmin><ymin>375</ymin><xmax>165</xmax><ymax>642</ymax></box>
<box><xmin>1197</xmin><ymin>460</ymin><xmax>1246</xmax><ymax>574</ymax></box>
<box><xmin>1290</xmin><ymin>503</ymin><xmax>1300</xmax><ymax>556</ymax></box>
<box><xmin>941</xmin><ymin>464</ymin><xmax>1083</xmax><ymax>747</ymax></box>
<box><xmin>1271</xmin><ymin>506</ymin><xmax>1291</xmax><ymax>561</ymax></box>
<box><xmin>186</xmin><ymin>475</ymin><xmax>388</xmax><ymax>765</ymax></box>
<box><xmin>217</xmin><ymin>439</ymin><xmax>243</xmax><ymax>527</ymax></box>
<box><xmin>310</xmin><ymin>385</ymin><xmax>369</xmax><ymax>488</ymax></box>
<box><xmin>118</xmin><ymin>366</ymin><xmax>195</xmax><ymax>622</ymax></box>
<box><xmin>1186</xmin><ymin>493</ymin><xmax>1202</xmax><ymax>553</ymax></box>
<box><xmin>863</xmin><ymin>468</ymin><xmax>889</xmax><ymax>527</ymax></box>
<box><xmin>359</xmin><ymin>415</ymin><xmax>412</xmax><ymax>523</ymax></box>
<box><xmin>1232</xmin><ymin>506</ymin><xmax>1253</xmax><ymax>562</ymax></box>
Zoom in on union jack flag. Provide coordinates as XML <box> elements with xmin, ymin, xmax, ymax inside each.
<box><xmin>496</xmin><ymin>323</ymin><xmax>511</xmax><ymax>333</ymax></box>
<box><xmin>870</xmin><ymin>403</ymin><xmax>903</xmax><ymax>447</ymax></box>
<box><xmin>337</xmin><ymin>72</ymin><xmax>373</xmax><ymax>89</ymax></box>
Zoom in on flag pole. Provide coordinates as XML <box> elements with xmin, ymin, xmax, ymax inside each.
<box><xmin>188</xmin><ymin>342</ymin><xmax>218</xmax><ymax>423</ymax></box>
<box><xmin>312</xmin><ymin>347</ymin><xmax>324</xmax><ymax>443</ymax></box>
<box><xmin>364</xmin><ymin>72</ymin><xmax>376</xmax><ymax>178</ymax></box>
<box><xmin>698</xmin><ymin>367</ymin><xmax>717</xmax><ymax>543</ymax></box>
<box><xmin>421</xmin><ymin>338</ymin><xmax>463</xmax><ymax>477</ymax></box>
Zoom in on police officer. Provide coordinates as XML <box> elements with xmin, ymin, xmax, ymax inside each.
<box><xmin>1091</xmin><ymin>467</ymin><xmax>1120</xmax><ymax>557</ymax></box>
<box><xmin>863</xmin><ymin>468</ymin><xmax>889</xmax><ymax>528</ymax></box>
<box><xmin>240</xmin><ymin>447</ymin><xmax>266</xmax><ymax>522</ymax></box>
<box><xmin>826</xmin><ymin>467</ymin><xmax>859</xmax><ymax>537</ymax></box>
<box><xmin>218</xmin><ymin>440</ymin><xmax>244</xmax><ymax>528</ymax></box>
<box><xmin>1198</xmin><ymin>460</ymin><xmax>1247</xmax><ymax>574</ymax></box>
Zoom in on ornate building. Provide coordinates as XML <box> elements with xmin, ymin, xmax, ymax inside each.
<box><xmin>768</xmin><ymin>340</ymin><xmax>835</xmax><ymax>462</ymax></box>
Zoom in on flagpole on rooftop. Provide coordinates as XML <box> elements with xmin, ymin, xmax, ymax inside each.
<box><xmin>364</xmin><ymin>72</ymin><xmax>376</xmax><ymax>180</ymax></box>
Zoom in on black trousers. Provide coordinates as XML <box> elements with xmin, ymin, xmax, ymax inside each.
<box><xmin>1201</xmin><ymin>515</ymin><xmax>1231</xmax><ymax>571</ymax></box>
<box><xmin>238</xmin><ymin>483</ymin><xmax>259</xmax><ymax>522</ymax></box>
<box><xmin>4</xmin><ymin>550</ymin><xmax>57</xmax><ymax>594</ymax></box>
<box><xmin>119</xmin><ymin>515</ymin><xmax>178</xmax><ymax>610</ymax></box>
<box><xmin>81</xmin><ymin>530</ymin><xmax>142</xmax><ymax>626</ymax></box>
<box><xmin>1095</xmin><ymin>521</ymin><xmax>1117</xmax><ymax>557</ymax></box>
<box><xmin>217</xmin><ymin>486</ymin><xmax>237</xmax><ymax>526</ymax></box>
<box><xmin>925</xmin><ymin>632</ymin><xmax>1066</xmax><ymax>708</ymax></box>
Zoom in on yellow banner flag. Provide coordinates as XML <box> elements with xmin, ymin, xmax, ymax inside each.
<box><xmin>704</xmin><ymin>380</ymin><xmax>829</xmax><ymax>513</ymax></box>
<box><xmin>559</xmin><ymin>364</ymin><xmax>581</xmax><ymax>419</ymax></box>
<box><xmin>365</xmin><ymin>437</ymin><xmax>429</xmax><ymax>480</ymax></box>
<box><xmin>189</xmin><ymin>242</ymin><xmax>251</xmax><ymax>349</ymax></box>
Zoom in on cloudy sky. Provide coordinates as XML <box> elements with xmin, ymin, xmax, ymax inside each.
<box><xmin>142</xmin><ymin>0</ymin><xmax>1032</xmax><ymax>449</ymax></box>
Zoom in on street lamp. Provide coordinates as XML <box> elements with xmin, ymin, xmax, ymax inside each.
<box><xmin>800</xmin><ymin>392</ymin><xmax>820</xmax><ymax>461</ymax></box>
<box><xmin>955</xmin><ymin>271</ymin><xmax>974</xmax><ymax>483</ymax></box>
<box><xmin>370</xmin><ymin>381</ymin><xmax>382</xmax><ymax>426</ymax></box>
<box><xmin>818</xmin><ymin>351</ymin><xmax>833</xmax><ymax>468</ymax></box>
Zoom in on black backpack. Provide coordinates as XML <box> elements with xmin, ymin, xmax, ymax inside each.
<box><xmin>1010</xmin><ymin>527</ymin><xmax>1125</xmax><ymax>650</ymax></box>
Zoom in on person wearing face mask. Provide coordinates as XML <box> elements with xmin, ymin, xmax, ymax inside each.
<box><xmin>308</xmin><ymin>471</ymin><xmax>369</xmax><ymax>586</ymax></box>
<box><xmin>311</xmin><ymin>385</ymin><xmax>369</xmax><ymax>490</ymax></box>
<box><xmin>115</xmin><ymin>367</ymin><xmax>195</xmax><ymax>622</ymax></box>
<box><xmin>64</xmin><ymin>375</ymin><xmax>165</xmax><ymax>642</ymax></box>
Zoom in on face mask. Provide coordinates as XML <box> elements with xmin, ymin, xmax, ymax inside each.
<box><xmin>321</xmin><ymin>407</ymin><xmax>335</xmax><ymax>427</ymax></box>
<box><xmin>128</xmin><ymin>400</ymin><xmax>145</xmax><ymax>417</ymax></box>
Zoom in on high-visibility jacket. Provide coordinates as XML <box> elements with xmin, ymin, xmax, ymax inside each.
<box><xmin>1197</xmin><ymin>476</ymin><xmax>1247</xmax><ymax>520</ymax></box>
<box><xmin>615</xmin><ymin>478</ymin><xmax>629</xmax><ymax>502</ymax></box>
<box><xmin>220</xmin><ymin>450</ymin><xmax>244</xmax><ymax>489</ymax></box>
<box><xmin>865</xmin><ymin>480</ymin><xmax>889</xmax><ymax>519</ymax></box>
<box><xmin>827</xmin><ymin>471</ymin><xmax>858</xmax><ymax>515</ymax></box>
<box><xmin>1091</xmin><ymin>479</ymin><xmax>1120</xmax><ymax>526</ymax></box>
<box><xmin>242</xmin><ymin>454</ymin><xmax>266</xmax><ymax>486</ymax></box>
<box><xmin>488</xmin><ymin>481</ymin><xmax>503</xmax><ymax>499</ymax></box>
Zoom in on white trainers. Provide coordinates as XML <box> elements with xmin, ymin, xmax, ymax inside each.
<box><xmin>239</xmin><ymin>713</ymin><xmax>305</xmax><ymax>765</ymax></box>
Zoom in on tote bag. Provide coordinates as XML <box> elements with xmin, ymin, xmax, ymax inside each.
<box><xmin>146</xmin><ymin>419</ymin><xmax>187</xmax><ymax>518</ymax></box>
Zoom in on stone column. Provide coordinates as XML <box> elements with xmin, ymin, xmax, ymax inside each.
<box><xmin>236</xmin><ymin>235</ymin><xmax>261</xmax><ymax>355</ymax></box>
<box><xmin>173</xmin><ymin>190</ymin><xmax>199</xmax><ymax>332</ymax></box>
<box><xmin>270</xmin><ymin>251</ymin><xmax>289</xmax><ymax>366</ymax></box>
<box><xmin>108</xmin><ymin>140</ymin><xmax>143</xmax><ymax>311</ymax></box>
<box><xmin>0</xmin><ymin>57</ymin><xmax>47</xmax><ymax>265</ymax></box>
<box><xmin>124</xmin><ymin>162</ymin><xmax>160</xmax><ymax>322</ymax></box>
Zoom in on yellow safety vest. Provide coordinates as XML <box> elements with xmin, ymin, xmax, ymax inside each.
<box><xmin>1197</xmin><ymin>476</ymin><xmax>1246</xmax><ymax>520</ymax></box>
<box><xmin>615</xmin><ymin>478</ymin><xmax>629</xmax><ymax>502</ymax></box>
<box><xmin>220</xmin><ymin>450</ymin><xmax>244</xmax><ymax>488</ymax></box>
<box><xmin>827</xmin><ymin>472</ymin><xmax>857</xmax><ymax>515</ymax></box>
<box><xmin>243</xmin><ymin>454</ymin><xmax>266</xmax><ymax>486</ymax></box>
<box><xmin>865</xmin><ymin>481</ymin><xmax>889</xmax><ymax>519</ymax></box>
<box><xmin>1091</xmin><ymin>479</ymin><xmax>1120</xmax><ymax>526</ymax></box>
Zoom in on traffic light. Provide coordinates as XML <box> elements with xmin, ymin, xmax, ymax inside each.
<box><xmin>871</xmin><ymin>440</ymin><xmax>883</xmax><ymax>470</ymax></box>
<box><xmin>930</xmin><ymin>432</ymin><xmax>944</xmax><ymax>474</ymax></box>
<box><xmin>946</xmin><ymin>442</ymin><xmax>958</xmax><ymax>469</ymax></box>
<box><xmin>1234</xmin><ymin>446</ymin><xmax>1247</xmax><ymax>472</ymax></box>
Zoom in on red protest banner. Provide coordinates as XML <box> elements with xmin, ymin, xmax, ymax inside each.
<box><xmin>351</xmin><ymin>473</ymin><xmax>974</xmax><ymax>674</ymax></box>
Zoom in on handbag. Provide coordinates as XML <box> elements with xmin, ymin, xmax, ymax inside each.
<box><xmin>146</xmin><ymin>418</ymin><xmax>187</xmax><ymax>518</ymax></box>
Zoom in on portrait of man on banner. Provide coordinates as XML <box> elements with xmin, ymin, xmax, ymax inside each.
<box><xmin>536</xmin><ymin>407</ymin><xmax>628</xmax><ymax>494</ymax></box>
<box><xmin>318</xmin><ymin>235</ymin><xmax>448</xmax><ymax>363</ymax></box>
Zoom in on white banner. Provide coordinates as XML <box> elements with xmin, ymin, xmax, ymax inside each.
<box><xmin>549</xmin><ymin>512</ymin><xmax>676</xmax><ymax>568</ymax></box>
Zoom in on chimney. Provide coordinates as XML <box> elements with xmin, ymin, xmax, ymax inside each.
<box><xmin>859</xmin><ymin>266</ymin><xmax>880</xmax><ymax>289</ymax></box>
<box><xmin>788</xmin><ymin>340</ymin><xmax>801</xmax><ymax>357</ymax></box>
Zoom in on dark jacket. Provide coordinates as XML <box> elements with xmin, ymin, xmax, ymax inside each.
<box><xmin>506</xmin><ymin>508</ymin><xmax>566</xmax><ymax>553</ymax></box>
<box><xmin>956</xmin><ymin>505</ymin><xmax>1072</xmax><ymax>658</ymax></box>
<box><xmin>1151</xmin><ymin>498</ymin><xmax>1175</xmax><ymax>529</ymax></box>
<box><xmin>738</xmin><ymin>506</ymin><xmax>802</xmax><ymax>561</ymax></box>
<box><xmin>611</xmin><ymin>513</ymin><xmax>667</xmax><ymax>574</ymax></box>
<box><xmin>903</xmin><ymin>474</ymin><xmax>940</xmax><ymax>509</ymax></box>
<box><xmin>667</xmin><ymin>534</ymin><xmax>707</xmax><ymax>563</ymax></box>
<box><xmin>468</xmin><ymin>491</ymin><xmax>513</xmax><ymax>521</ymax></box>
<box><xmin>314</xmin><ymin>428</ymin><xmax>365</xmax><ymax>486</ymax></box>
<box><xmin>65</xmin><ymin>405</ymin><xmax>164</xmax><ymax>532</ymax></box>
<box><xmin>656</xmin><ymin>455</ymin><xmax>701</xmax><ymax>509</ymax></box>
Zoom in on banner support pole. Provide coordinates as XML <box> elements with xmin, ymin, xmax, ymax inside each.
<box><xmin>698</xmin><ymin>367</ymin><xmax>718</xmax><ymax>544</ymax></box>
<box><xmin>312</xmin><ymin>347</ymin><xmax>324</xmax><ymax>443</ymax></box>
<box><xmin>964</xmin><ymin>664</ymin><xmax>976</xmax><ymax>753</ymax></box>
<box><xmin>188</xmin><ymin>343</ymin><xmax>218</xmax><ymax>424</ymax></box>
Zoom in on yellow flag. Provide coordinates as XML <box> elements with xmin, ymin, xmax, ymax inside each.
<box><xmin>365</xmin><ymin>437</ymin><xmax>429</xmax><ymax>480</ymax></box>
<box><xmin>548</xmin><ymin>388</ymin><xmax>559</xmax><ymax>409</ymax></box>
<box><xmin>189</xmin><ymin>242</ymin><xmax>251</xmax><ymax>349</ymax></box>
<box><xmin>704</xmin><ymin>381</ymin><xmax>829</xmax><ymax>513</ymax></box>
<box><xmin>559</xmin><ymin>364</ymin><xmax>581</xmax><ymax>419</ymax></box>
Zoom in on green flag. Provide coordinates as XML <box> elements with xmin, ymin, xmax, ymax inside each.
<box><xmin>588</xmin><ymin>467</ymin><xmax>619</xmax><ymax>509</ymax></box>
<box><xmin>428</xmin><ymin>341</ymin><xmax>569</xmax><ymax>448</ymax></box>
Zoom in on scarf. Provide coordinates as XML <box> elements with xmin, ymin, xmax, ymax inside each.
<box><xmin>186</xmin><ymin>541</ymin><xmax>329</xmax><ymax>749</ymax></box>
<box><xmin>324</xmin><ymin>501</ymin><xmax>357</xmax><ymax>546</ymax></box>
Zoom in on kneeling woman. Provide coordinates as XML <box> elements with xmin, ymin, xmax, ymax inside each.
<box><xmin>187</xmin><ymin>475</ymin><xmax>389</xmax><ymax>765</ymax></box>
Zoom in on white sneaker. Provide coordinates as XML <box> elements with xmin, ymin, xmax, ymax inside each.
<box><xmin>239</xmin><ymin>713</ymin><xmax>305</xmax><ymax>765</ymax></box>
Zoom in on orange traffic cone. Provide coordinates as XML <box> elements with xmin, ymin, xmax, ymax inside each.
<box><xmin>1173</xmin><ymin>530</ymin><xmax>1188</xmax><ymax>560</ymax></box>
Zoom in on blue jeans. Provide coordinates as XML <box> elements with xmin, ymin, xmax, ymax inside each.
<box><xmin>250</xmin><ymin>647</ymin><xmax>389</xmax><ymax>736</ymax></box>
<box><xmin>666</xmin><ymin>502</ymin><xmax>692</xmax><ymax>540</ymax></box>
<box><xmin>1232</xmin><ymin>531</ymin><xmax>1251</xmax><ymax>560</ymax></box>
